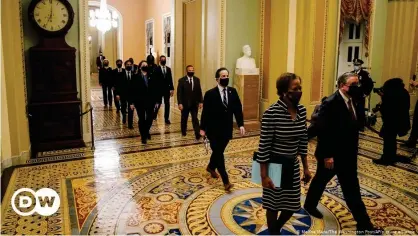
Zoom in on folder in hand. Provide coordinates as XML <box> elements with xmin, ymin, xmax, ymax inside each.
<box><xmin>251</xmin><ymin>161</ymin><xmax>282</xmax><ymax>188</ymax></box>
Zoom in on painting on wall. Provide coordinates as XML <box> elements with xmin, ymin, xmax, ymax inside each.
<box><xmin>145</xmin><ymin>19</ymin><xmax>154</xmax><ymax>57</ymax></box>
<box><xmin>162</xmin><ymin>13</ymin><xmax>172</xmax><ymax>66</ymax></box>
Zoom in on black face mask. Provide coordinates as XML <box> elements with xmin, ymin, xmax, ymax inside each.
<box><xmin>219</xmin><ymin>78</ymin><xmax>229</xmax><ymax>87</ymax></box>
<box><xmin>116</xmin><ymin>64</ymin><xmax>122</xmax><ymax>68</ymax></box>
<box><xmin>187</xmin><ymin>72</ymin><xmax>195</xmax><ymax>77</ymax></box>
<box><xmin>347</xmin><ymin>85</ymin><xmax>362</xmax><ymax>99</ymax></box>
<box><xmin>126</xmin><ymin>66</ymin><xmax>132</xmax><ymax>71</ymax></box>
<box><xmin>160</xmin><ymin>60</ymin><xmax>166</xmax><ymax>66</ymax></box>
<box><xmin>141</xmin><ymin>66</ymin><xmax>148</xmax><ymax>72</ymax></box>
<box><xmin>103</xmin><ymin>63</ymin><xmax>109</xmax><ymax>67</ymax></box>
<box><xmin>287</xmin><ymin>91</ymin><xmax>302</xmax><ymax>107</ymax></box>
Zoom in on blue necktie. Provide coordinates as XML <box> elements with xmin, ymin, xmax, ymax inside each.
<box><xmin>143</xmin><ymin>74</ymin><xmax>148</xmax><ymax>87</ymax></box>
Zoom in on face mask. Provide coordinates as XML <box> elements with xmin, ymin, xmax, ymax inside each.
<box><xmin>347</xmin><ymin>85</ymin><xmax>362</xmax><ymax>99</ymax></box>
<box><xmin>287</xmin><ymin>91</ymin><xmax>302</xmax><ymax>106</ymax></box>
<box><xmin>141</xmin><ymin>66</ymin><xmax>148</xmax><ymax>72</ymax></box>
<box><xmin>103</xmin><ymin>63</ymin><xmax>109</xmax><ymax>67</ymax></box>
<box><xmin>354</xmin><ymin>66</ymin><xmax>360</xmax><ymax>71</ymax></box>
<box><xmin>160</xmin><ymin>60</ymin><xmax>166</xmax><ymax>66</ymax></box>
<box><xmin>219</xmin><ymin>78</ymin><xmax>229</xmax><ymax>87</ymax></box>
<box><xmin>126</xmin><ymin>66</ymin><xmax>132</xmax><ymax>71</ymax></box>
<box><xmin>187</xmin><ymin>72</ymin><xmax>195</xmax><ymax>77</ymax></box>
<box><xmin>117</xmin><ymin>64</ymin><xmax>122</xmax><ymax>68</ymax></box>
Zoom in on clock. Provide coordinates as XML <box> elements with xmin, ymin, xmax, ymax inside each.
<box><xmin>28</xmin><ymin>0</ymin><xmax>74</xmax><ymax>37</ymax></box>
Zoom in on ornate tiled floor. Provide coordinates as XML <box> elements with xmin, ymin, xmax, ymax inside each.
<box><xmin>1</xmin><ymin>78</ymin><xmax>418</xmax><ymax>235</ymax></box>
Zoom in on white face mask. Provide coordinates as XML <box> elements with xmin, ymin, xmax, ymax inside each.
<box><xmin>354</xmin><ymin>66</ymin><xmax>360</xmax><ymax>71</ymax></box>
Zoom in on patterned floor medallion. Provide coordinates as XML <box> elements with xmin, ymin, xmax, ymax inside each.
<box><xmin>1</xmin><ymin>77</ymin><xmax>418</xmax><ymax>235</ymax></box>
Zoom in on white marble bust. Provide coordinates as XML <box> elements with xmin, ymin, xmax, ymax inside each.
<box><xmin>236</xmin><ymin>45</ymin><xmax>256</xmax><ymax>69</ymax></box>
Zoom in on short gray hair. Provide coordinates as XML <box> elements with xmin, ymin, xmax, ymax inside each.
<box><xmin>337</xmin><ymin>72</ymin><xmax>358</xmax><ymax>88</ymax></box>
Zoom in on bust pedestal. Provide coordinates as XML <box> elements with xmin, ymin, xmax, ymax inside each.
<box><xmin>234</xmin><ymin>68</ymin><xmax>261</xmax><ymax>130</ymax></box>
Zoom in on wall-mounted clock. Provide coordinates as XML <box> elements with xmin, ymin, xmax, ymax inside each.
<box><xmin>28</xmin><ymin>0</ymin><xmax>74</xmax><ymax>37</ymax></box>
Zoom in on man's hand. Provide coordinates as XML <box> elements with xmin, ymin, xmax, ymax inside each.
<box><xmin>178</xmin><ymin>104</ymin><xmax>183</xmax><ymax>111</ymax></box>
<box><xmin>170</xmin><ymin>90</ymin><xmax>174</xmax><ymax>97</ymax></box>
<box><xmin>239</xmin><ymin>126</ymin><xmax>246</xmax><ymax>136</ymax></box>
<box><xmin>324</xmin><ymin>158</ymin><xmax>334</xmax><ymax>170</ymax></box>
<box><xmin>99</xmin><ymin>83</ymin><xmax>102</xmax><ymax>87</ymax></box>
<box><xmin>302</xmin><ymin>169</ymin><xmax>312</xmax><ymax>184</ymax></box>
<box><xmin>200</xmin><ymin>130</ymin><xmax>206</xmax><ymax>137</ymax></box>
<box><xmin>97</xmin><ymin>66</ymin><xmax>100</xmax><ymax>70</ymax></box>
<box><xmin>261</xmin><ymin>176</ymin><xmax>275</xmax><ymax>189</ymax></box>
<box><xmin>112</xmin><ymin>87</ymin><xmax>115</xmax><ymax>91</ymax></box>
<box><xmin>199</xmin><ymin>103</ymin><xmax>203</xmax><ymax>109</ymax></box>
<box><xmin>154</xmin><ymin>103</ymin><xmax>159</xmax><ymax>110</ymax></box>
<box><xmin>410</xmin><ymin>80</ymin><xmax>418</xmax><ymax>87</ymax></box>
<box><xmin>130</xmin><ymin>105</ymin><xmax>135</xmax><ymax>110</ymax></box>
<box><xmin>115</xmin><ymin>95</ymin><xmax>120</xmax><ymax>101</ymax></box>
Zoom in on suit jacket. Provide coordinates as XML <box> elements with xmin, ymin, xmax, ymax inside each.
<box><xmin>155</xmin><ymin>65</ymin><xmax>174</xmax><ymax>95</ymax></box>
<box><xmin>112</xmin><ymin>68</ymin><xmax>126</xmax><ymax>95</ymax></box>
<box><xmin>314</xmin><ymin>90</ymin><xmax>364</xmax><ymax>161</ymax></box>
<box><xmin>177</xmin><ymin>76</ymin><xmax>203</xmax><ymax>108</ymax></box>
<box><xmin>96</xmin><ymin>55</ymin><xmax>105</xmax><ymax>68</ymax></box>
<box><xmin>99</xmin><ymin>67</ymin><xmax>113</xmax><ymax>85</ymax></box>
<box><xmin>200</xmin><ymin>86</ymin><xmax>244</xmax><ymax>140</ymax></box>
<box><xmin>129</xmin><ymin>72</ymin><xmax>159</xmax><ymax>107</ymax></box>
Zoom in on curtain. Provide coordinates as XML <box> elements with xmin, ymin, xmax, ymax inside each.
<box><xmin>339</xmin><ymin>0</ymin><xmax>373</xmax><ymax>51</ymax></box>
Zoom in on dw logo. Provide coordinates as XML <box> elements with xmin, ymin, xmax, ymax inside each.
<box><xmin>11</xmin><ymin>188</ymin><xmax>60</xmax><ymax>216</ymax></box>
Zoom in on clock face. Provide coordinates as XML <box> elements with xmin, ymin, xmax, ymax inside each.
<box><xmin>33</xmin><ymin>0</ymin><xmax>69</xmax><ymax>32</ymax></box>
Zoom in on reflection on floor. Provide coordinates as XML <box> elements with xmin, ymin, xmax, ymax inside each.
<box><xmin>1</xmin><ymin>78</ymin><xmax>418</xmax><ymax>235</ymax></box>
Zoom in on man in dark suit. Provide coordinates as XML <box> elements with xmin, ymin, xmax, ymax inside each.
<box><xmin>200</xmin><ymin>67</ymin><xmax>245</xmax><ymax>191</ymax></box>
<box><xmin>96</xmin><ymin>52</ymin><xmax>105</xmax><ymax>70</ymax></box>
<box><xmin>305</xmin><ymin>72</ymin><xmax>377</xmax><ymax>233</ymax></box>
<box><xmin>129</xmin><ymin>61</ymin><xmax>160</xmax><ymax>144</ymax></box>
<box><xmin>114</xmin><ymin>60</ymin><xmax>135</xmax><ymax>128</ymax></box>
<box><xmin>177</xmin><ymin>65</ymin><xmax>203</xmax><ymax>139</ymax></box>
<box><xmin>154</xmin><ymin>55</ymin><xmax>174</xmax><ymax>124</ymax></box>
<box><xmin>99</xmin><ymin>59</ymin><xmax>113</xmax><ymax>108</ymax></box>
<box><xmin>112</xmin><ymin>59</ymin><xmax>124</xmax><ymax>113</ymax></box>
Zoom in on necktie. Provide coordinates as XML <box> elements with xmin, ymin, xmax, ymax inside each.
<box><xmin>189</xmin><ymin>78</ymin><xmax>193</xmax><ymax>91</ymax></box>
<box><xmin>144</xmin><ymin>75</ymin><xmax>148</xmax><ymax>87</ymax></box>
<box><xmin>128</xmin><ymin>72</ymin><xmax>131</xmax><ymax>80</ymax></box>
<box><xmin>222</xmin><ymin>89</ymin><xmax>228</xmax><ymax>108</ymax></box>
<box><xmin>163</xmin><ymin>67</ymin><xmax>166</xmax><ymax>76</ymax></box>
<box><xmin>347</xmin><ymin>99</ymin><xmax>357</xmax><ymax>120</ymax></box>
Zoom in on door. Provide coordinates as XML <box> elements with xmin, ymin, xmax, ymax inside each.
<box><xmin>338</xmin><ymin>23</ymin><xmax>367</xmax><ymax>77</ymax></box>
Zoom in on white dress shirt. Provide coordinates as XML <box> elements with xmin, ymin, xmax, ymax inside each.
<box><xmin>339</xmin><ymin>89</ymin><xmax>357</xmax><ymax>118</ymax></box>
<box><xmin>126</xmin><ymin>71</ymin><xmax>132</xmax><ymax>80</ymax></box>
<box><xmin>218</xmin><ymin>85</ymin><xmax>228</xmax><ymax>104</ymax></box>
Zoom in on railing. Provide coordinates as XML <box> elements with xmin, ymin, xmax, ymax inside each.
<box><xmin>27</xmin><ymin>102</ymin><xmax>95</xmax><ymax>151</ymax></box>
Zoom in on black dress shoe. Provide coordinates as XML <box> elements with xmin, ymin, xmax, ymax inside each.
<box><xmin>122</xmin><ymin>116</ymin><xmax>127</xmax><ymax>124</ymax></box>
<box><xmin>304</xmin><ymin>206</ymin><xmax>324</xmax><ymax>219</ymax></box>
<box><xmin>141</xmin><ymin>139</ymin><xmax>147</xmax><ymax>144</ymax></box>
<box><xmin>165</xmin><ymin>120</ymin><xmax>171</xmax><ymax>125</ymax></box>
<box><xmin>182</xmin><ymin>133</ymin><xmax>187</xmax><ymax>137</ymax></box>
<box><xmin>128</xmin><ymin>126</ymin><xmax>134</xmax><ymax>130</ymax></box>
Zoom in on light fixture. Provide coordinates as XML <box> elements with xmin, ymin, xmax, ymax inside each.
<box><xmin>89</xmin><ymin>0</ymin><xmax>118</xmax><ymax>34</ymax></box>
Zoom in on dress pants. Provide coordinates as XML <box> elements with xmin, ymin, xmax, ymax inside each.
<box><xmin>120</xmin><ymin>96</ymin><xmax>129</xmax><ymax>123</ymax></box>
<box><xmin>208</xmin><ymin>137</ymin><xmax>230</xmax><ymax>184</ymax></box>
<box><xmin>305</xmin><ymin>158</ymin><xmax>372</xmax><ymax>228</ymax></box>
<box><xmin>113</xmin><ymin>92</ymin><xmax>120</xmax><ymax>111</ymax></box>
<box><xmin>382</xmin><ymin>128</ymin><xmax>398</xmax><ymax>161</ymax></box>
<box><xmin>181</xmin><ymin>105</ymin><xmax>200</xmax><ymax>137</ymax></box>
<box><xmin>136</xmin><ymin>104</ymin><xmax>154</xmax><ymax>141</ymax></box>
<box><xmin>408</xmin><ymin>101</ymin><xmax>418</xmax><ymax>145</ymax></box>
<box><xmin>102</xmin><ymin>84</ymin><xmax>113</xmax><ymax>106</ymax></box>
<box><xmin>155</xmin><ymin>92</ymin><xmax>171</xmax><ymax>121</ymax></box>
